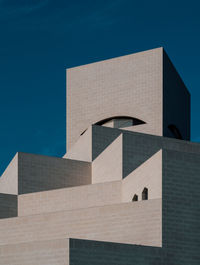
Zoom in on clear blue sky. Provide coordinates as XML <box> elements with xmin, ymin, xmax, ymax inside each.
<box><xmin>0</xmin><ymin>0</ymin><xmax>200</xmax><ymax>175</ymax></box>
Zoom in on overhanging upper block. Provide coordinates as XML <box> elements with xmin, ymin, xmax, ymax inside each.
<box><xmin>66</xmin><ymin>47</ymin><xmax>190</xmax><ymax>151</ymax></box>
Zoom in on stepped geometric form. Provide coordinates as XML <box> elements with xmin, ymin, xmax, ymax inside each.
<box><xmin>0</xmin><ymin>47</ymin><xmax>199</xmax><ymax>265</ymax></box>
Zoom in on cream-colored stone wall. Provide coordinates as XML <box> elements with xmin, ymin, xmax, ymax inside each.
<box><xmin>0</xmin><ymin>153</ymin><xmax>92</xmax><ymax>195</ymax></box>
<box><xmin>122</xmin><ymin>150</ymin><xmax>162</xmax><ymax>202</ymax></box>
<box><xmin>18</xmin><ymin>153</ymin><xmax>91</xmax><ymax>194</ymax></box>
<box><xmin>0</xmin><ymin>199</ymin><xmax>162</xmax><ymax>247</ymax></box>
<box><xmin>17</xmin><ymin>150</ymin><xmax>161</xmax><ymax>216</ymax></box>
<box><xmin>0</xmin><ymin>239</ymin><xmax>69</xmax><ymax>265</ymax></box>
<box><xmin>64</xmin><ymin>126</ymin><xmax>92</xmax><ymax>162</ymax></box>
<box><xmin>18</xmin><ymin>181</ymin><xmax>121</xmax><ymax>216</ymax></box>
<box><xmin>0</xmin><ymin>153</ymin><xmax>18</xmax><ymax>195</ymax></box>
<box><xmin>92</xmin><ymin>134</ymin><xmax>122</xmax><ymax>183</ymax></box>
<box><xmin>0</xmin><ymin>48</ymin><xmax>194</xmax><ymax>264</ymax></box>
<box><xmin>122</xmin><ymin>123</ymin><xmax>156</xmax><ymax>135</ymax></box>
<box><xmin>67</xmin><ymin>48</ymin><xmax>163</xmax><ymax>150</ymax></box>
<box><xmin>0</xmin><ymin>193</ymin><xmax>17</xmax><ymax>219</ymax></box>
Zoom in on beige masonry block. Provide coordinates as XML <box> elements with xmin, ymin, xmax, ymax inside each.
<box><xmin>92</xmin><ymin>134</ymin><xmax>123</xmax><ymax>183</ymax></box>
<box><xmin>0</xmin><ymin>153</ymin><xmax>18</xmax><ymax>195</ymax></box>
<box><xmin>18</xmin><ymin>153</ymin><xmax>92</xmax><ymax>194</ymax></box>
<box><xmin>0</xmin><ymin>193</ymin><xmax>17</xmax><ymax>219</ymax></box>
<box><xmin>67</xmin><ymin>48</ymin><xmax>163</xmax><ymax>150</ymax></box>
<box><xmin>64</xmin><ymin>126</ymin><xmax>92</xmax><ymax>162</ymax></box>
<box><xmin>18</xmin><ymin>181</ymin><xmax>121</xmax><ymax>216</ymax></box>
<box><xmin>0</xmin><ymin>239</ymin><xmax>69</xmax><ymax>265</ymax></box>
<box><xmin>0</xmin><ymin>152</ymin><xmax>91</xmax><ymax>195</ymax></box>
<box><xmin>122</xmin><ymin>150</ymin><xmax>162</xmax><ymax>202</ymax></box>
<box><xmin>0</xmin><ymin>199</ymin><xmax>162</xmax><ymax>247</ymax></box>
<box><xmin>122</xmin><ymin>123</ymin><xmax>156</xmax><ymax>135</ymax></box>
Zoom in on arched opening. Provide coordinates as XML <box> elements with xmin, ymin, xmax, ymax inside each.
<box><xmin>132</xmin><ymin>194</ymin><xmax>138</xmax><ymax>202</ymax></box>
<box><xmin>80</xmin><ymin>116</ymin><xmax>146</xmax><ymax>135</ymax></box>
<box><xmin>168</xmin><ymin>124</ymin><xmax>183</xmax><ymax>140</ymax></box>
<box><xmin>95</xmin><ymin>116</ymin><xmax>145</xmax><ymax>129</ymax></box>
<box><xmin>142</xmin><ymin>187</ymin><xmax>148</xmax><ymax>200</ymax></box>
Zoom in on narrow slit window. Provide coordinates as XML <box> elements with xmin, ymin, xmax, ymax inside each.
<box><xmin>142</xmin><ymin>188</ymin><xmax>148</xmax><ymax>200</ymax></box>
<box><xmin>132</xmin><ymin>194</ymin><xmax>138</xmax><ymax>202</ymax></box>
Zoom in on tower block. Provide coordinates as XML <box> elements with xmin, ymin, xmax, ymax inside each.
<box><xmin>1</xmin><ymin>48</ymin><xmax>199</xmax><ymax>265</ymax></box>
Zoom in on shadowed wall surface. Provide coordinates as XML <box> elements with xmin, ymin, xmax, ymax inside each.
<box><xmin>0</xmin><ymin>48</ymin><xmax>198</xmax><ymax>264</ymax></box>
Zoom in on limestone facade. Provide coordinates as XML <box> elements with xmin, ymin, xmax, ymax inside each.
<box><xmin>0</xmin><ymin>48</ymin><xmax>199</xmax><ymax>265</ymax></box>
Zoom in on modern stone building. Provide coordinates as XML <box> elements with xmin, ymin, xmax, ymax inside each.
<box><xmin>0</xmin><ymin>47</ymin><xmax>199</xmax><ymax>264</ymax></box>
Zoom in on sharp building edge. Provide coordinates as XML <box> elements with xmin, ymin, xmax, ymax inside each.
<box><xmin>0</xmin><ymin>48</ymin><xmax>199</xmax><ymax>265</ymax></box>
